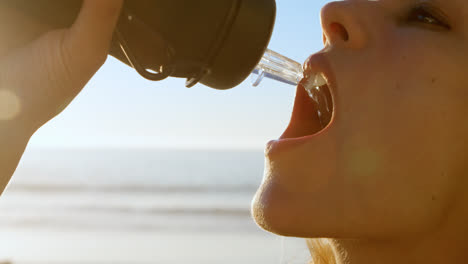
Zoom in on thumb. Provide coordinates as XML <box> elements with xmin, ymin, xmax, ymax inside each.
<box><xmin>65</xmin><ymin>0</ymin><xmax>124</xmax><ymax>64</ymax></box>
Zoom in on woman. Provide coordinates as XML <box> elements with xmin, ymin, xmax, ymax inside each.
<box><xmin>252</xmin><ymin>0</ymin><xmax>468</xmax><ymax>263</ymax></box>
<box><xmin>1</xmin><ymin>0</ymin><xmax>466</xmax><ymax>263</ymax></box>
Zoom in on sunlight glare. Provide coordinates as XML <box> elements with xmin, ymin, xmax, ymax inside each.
<box><xmin>0</xmin><ymin>89</ymin><xmax>21</xmax><ymax>121</ymax></box>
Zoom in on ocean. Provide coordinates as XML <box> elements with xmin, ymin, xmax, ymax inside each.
<box><xmin>0</xmin><ymin>148</ymin><xmax>310</xmax><ymax>264</ymax></box>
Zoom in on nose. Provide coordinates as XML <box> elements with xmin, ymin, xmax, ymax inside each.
<box><xmin>320</xmin><ymin>1</ymin><xmax>368</xmax><ymax>49</ymax></box>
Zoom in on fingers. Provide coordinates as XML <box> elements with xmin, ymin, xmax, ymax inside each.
<box><xmin>65</xmin><ymin>0</ymin><xmax>124</xmax><ymax>64</ymax></box>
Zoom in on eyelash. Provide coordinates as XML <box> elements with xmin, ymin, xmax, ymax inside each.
<box><xmin>407</xmin><ymin>5</ymin><xmax>451</xmax><ymax>30</ymax></box>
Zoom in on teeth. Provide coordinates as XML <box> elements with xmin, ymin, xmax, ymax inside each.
<box><xmin>312</xmin><ymin>72</ymin><xmax>327</xmax><ymax>87</ymax></box>
<box><xmin>304</xmin><ymin>72</ymin><xmax>328</xmax><ymax>101</ymax></box>
<box><xmin>303</xmin><ymin>71</ymin><xmax>333</xmax><ymax>128</ymax></box>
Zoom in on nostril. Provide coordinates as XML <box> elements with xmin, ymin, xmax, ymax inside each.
<box><xmin>330</xmin><ymin>22</ymin><xmax>349</xmax><ymax>41</ymax></box>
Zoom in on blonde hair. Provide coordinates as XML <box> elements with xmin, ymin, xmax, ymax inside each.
<box><xmin>306</xmin><ymin>238</ymin><xmax>339</xmax><ymax>264</ymax></box>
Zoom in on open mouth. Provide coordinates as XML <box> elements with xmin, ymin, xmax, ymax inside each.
<box><xmin>280</xmin><ymin>54</ymin><xmax>335</xmax><ymax>140</ymax></box>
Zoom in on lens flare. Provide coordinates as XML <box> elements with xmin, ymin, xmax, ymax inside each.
<box><xmin>0</xmin><ymin>89</ymin><xmax>21</xmax><ymax>121</ymax></box>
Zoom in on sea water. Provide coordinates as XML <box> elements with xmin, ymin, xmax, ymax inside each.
<box><xmin>0</xmin><ymin>147</ymin><xmax>310</xmax><ymax>264</ymax></box>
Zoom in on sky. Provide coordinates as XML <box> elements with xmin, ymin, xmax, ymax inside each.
<box><xmin>28</xmin><ymin>0</ymin><xmax>330</xmax><ymax>150</ymax></box>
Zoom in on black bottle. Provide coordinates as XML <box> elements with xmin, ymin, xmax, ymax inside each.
<box><xmin>2</xmin><ymin>0</ymin><xmax>276</xmax><ymax>89</ymax></box>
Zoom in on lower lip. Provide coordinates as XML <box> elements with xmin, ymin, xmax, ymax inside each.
<box><xmin>265</xmin><ymin>117</ymin><xmax>334</xmax><ymax>157</ymax></box>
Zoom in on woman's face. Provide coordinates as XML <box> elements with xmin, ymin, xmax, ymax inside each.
<box><xmin>252</xmin><ymin>0</ymin><xmax>468</xmax><ymax>239</ymax></box>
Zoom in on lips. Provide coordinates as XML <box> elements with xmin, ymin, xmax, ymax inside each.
<box><xmin>279</xmin><ymin>53</ymin><xmax>336</xmax><ymax>140</ymax></box>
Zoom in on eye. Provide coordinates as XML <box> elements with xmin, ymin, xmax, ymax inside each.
<box><xmin>407</xmin><ymin>5</ymin><xmax>451</xmax><ymax>30</ymax></box>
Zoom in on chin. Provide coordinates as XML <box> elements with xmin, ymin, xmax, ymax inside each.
<box><xmin>251</xmin><ymin>178</ymin><xmax>302</xmax><ymax>237</ymax></box>
<box><xmin>251</xmin><ymin>167</ymin><xmax>343</xmax><ymax>238</ymax></box>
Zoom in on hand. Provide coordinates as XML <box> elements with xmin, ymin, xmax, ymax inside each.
<box><xmin>0</xmin><ymin>0</ymin><xmax>124</xmax><ymax>194</ymax></box>
<box><xmin>0</xmin><ymin>0</ymin><xmax>124</xmax><ymax>132</ymax></box>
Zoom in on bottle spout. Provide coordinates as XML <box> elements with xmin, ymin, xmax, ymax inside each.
<box><xmin>250</xmin><ymin>49</ymin><xmax>303</xmax><ymax>87</ymax></box>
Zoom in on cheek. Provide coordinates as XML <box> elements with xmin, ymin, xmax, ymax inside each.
<box><xmin>337</xmin><ymin>109</ymin><xmax>456</xmax><ymax>236</ymax></box>
<box><xmin>334</xmin><ymin>50</ymin><xmax>463</xmax><ymax>235</ymax></box>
